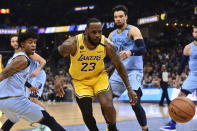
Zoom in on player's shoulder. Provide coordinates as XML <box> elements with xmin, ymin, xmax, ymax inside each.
<box><xmin>62</xmin><ymin>35</ymin><xmax>78</xmax><ymax>46</ymax></box>
<box><xmin>183</xmin><ymin>44</ymin><xmax>191</xmax><ymax>56</ymax></box>
<box><xmin>108</xmin><ymin>30</ymin><xmax>116</xmax><ymax>40</ymax></box>
<box><xmin>184</xmin><ymin>44</ymin><xmax>191</xmax><ymax>50</ymax></box>
<box><xmin>129</xmin><ymin>25</ymin><xmax>140</xmax><ymax>32</ymax></box>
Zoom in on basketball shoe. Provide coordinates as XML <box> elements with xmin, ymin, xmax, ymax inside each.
<box><xmin>160</xmin><ymin>120</ymin><xmax>176</xmax><ymax>131</ymax></box>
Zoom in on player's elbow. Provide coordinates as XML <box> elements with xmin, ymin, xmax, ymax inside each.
<box><xmin>41</xmin><ymin>59</ymin><xmax>47</xmax><ymax>65</ymax></box>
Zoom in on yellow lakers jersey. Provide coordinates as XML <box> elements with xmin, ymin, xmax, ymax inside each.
<box><xmin>0</xmin><ymin>58</ymin><xmax>2</xmax><ymax>73</ymax></box>
<box><xmin>69</xmin><ymin>34</ymin><xmax>106</xmax><ymax>81</ymax></box>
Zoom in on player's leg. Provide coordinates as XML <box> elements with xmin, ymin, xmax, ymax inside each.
<box><xmin>29</xmin><ymin>76</ymin><xmax>50</xmax><ymax>131</ymax></box>
<box><xmin>30</xmin><ymin>96</ymin><xmax>50</xmax><ymax>131</ymax></box>
<box><xmin>4</xmin><ymin>96</ymin><xmax>65</xmax><ymax>131</ymax></box>
<box><xmin>100</xmin><ymin>79</ymin><xmax>125</xmax><ymax>124</ymax></box>
<box><xmin>1</xmin><ymin>119</ymin><xmax>15</xmax><ymax>131</ymax></box>
<box><xmin>0</xmin><ymin>97</ymin><xmax>21</xmax><ymax>131</ymax></box>
<box><xmin>159</xmin><ymin>86</ymin><xmax>165</xmax><ymax>106</ymax></box>
<box><xmin>132</xmin><ymin>88</ymin><xmax>148</xmax><ymax>131</ymax></box>
<box><xmin>97</xmin><ymin>89</ymin><xmax>118</xmax><ymax>131</ymax></box>
<box><xmin>73</xmin><ymin>80</ymin><xmax>99</xmax><ymax>131</ymax></box>
<box><xmin>38</xmin><ymin>110</ymin><xmax>65</xmax><ymax>131</ymax></box>
<box><xmin>100</xmin><ymin>93</ymin><xmax>118</xmax><ymax>126</ymax></box>
<box><xmin>162</xmin><ymin>82</ymin><xmax>171</xmax><ymax>105</ymax></box>
<box><xmin>128</xmin><ymin>70</ymin><xmax>148</xmax><ymax>131</ymax></box>
<box><xmin>1</xmin><ymin>112</ymin><xmax>20</xmax><ymax>131</ymax></box>
<box><xmin>95</xmin><ymin>73</ymin><xmax>118</xmax><ymax>131</ymax></box>
<box><xmin>76</xmin><ymin>97</ymin><xmax>98</xmax><ymax>131</ymax></box>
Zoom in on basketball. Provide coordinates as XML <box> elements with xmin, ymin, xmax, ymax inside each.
<box><xmin>168</xmin><ymin>97</ymin><xmax>196</xmax><ymax>123</ymax></box>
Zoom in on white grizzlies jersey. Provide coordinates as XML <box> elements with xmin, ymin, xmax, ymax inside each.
<box><xmin>110</xmin><ymin>25</ymin><xmax>143</xmax><ymax>71</ymax></box>
<box><xmin>189</xmin><ymin>42</ymin><xmax>197</xmax><ymax>74</ymax></box>
<box><xmin>25</xmin><ymin>59</ymin><xmax>46</xmax><ymax>97</ymax></box>
<box><xmin>27</xmin><ymin>59</ymin><xmax>46</xmax><ymax>82</ymax></box>
<box><xmin>0</xmin><ymin>51</ymin><xmax>30</xmax><ymax>97</ymax></box>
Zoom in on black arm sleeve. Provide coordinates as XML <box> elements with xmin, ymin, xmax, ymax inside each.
<box><xmin>25</xmin><ymin>81</ymin><xmax>32</xmax><ymax>88</ymax></box>
<box><xmin>48</xmin><ymin>48</ymin><xmax>64</xmax><ymax>77</ymax></box>
<box><xmin>177</xmin><ymin>55</ymin><xmax>189</xmax><ymax>75</ymax></box>
<box><xmin>130</xmin><ymin>39</ymin><xmax>147</xmax><ymax>56</ymax></box>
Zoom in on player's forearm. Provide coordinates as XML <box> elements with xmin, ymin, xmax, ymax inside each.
<box><xmin>177</xmin><ymin>55</ymin><xmax>189</xmax><ymax>75</ymax></box>
<box><xmin>35</xmin><ymin>60</ymin><xmax>46</xmax><ymax>73</ymax></box>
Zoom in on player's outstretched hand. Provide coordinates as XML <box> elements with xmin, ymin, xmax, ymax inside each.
<box><xmin>119</xmin><ymin>51</ymin><xmax>131</xmax><ymax>60</ymax></box>
<box><xmin>54</xmin><ymin>76</ymin><xmax>65</xmax><ymax>97</ymax></box>
<box><xmin>29</xmin><ymin>86</ymin><xmax>39</xmax><ymax>96</ymax></box>
<box><xmin>127</xmin><ymin>89</ymin><xmax>138</xmax><ymax>105</ymax></box>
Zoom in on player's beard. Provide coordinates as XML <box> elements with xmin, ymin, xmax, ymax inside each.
<box><xmin>115</xmin><ymin>23</ymin><xmax>124</xmax><ymax>29</ymax></box>
<box><xmin>88</xmin><ymin>35</ymin><xmax>101</xmax><ymax>47</ymax></box>
<box><xmin>194</xmin><ymin>37</ymin><xmax>197</xmax><ymax>42</ymax></box>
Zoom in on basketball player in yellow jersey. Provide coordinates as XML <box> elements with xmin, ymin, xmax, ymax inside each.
<box><xmin>0</xmin><ymin>54</ymin><xmax>2</xmax><ymax>122</ymax></box>
<box><xmin>49</xmin><ymin>18</ymin><xmax>138</xmax><ymax>131</ymax></box>
<box><xmin>0</xmin><ymin>54</ymin><xmax>3</xmax><ymax>73</ymax></box>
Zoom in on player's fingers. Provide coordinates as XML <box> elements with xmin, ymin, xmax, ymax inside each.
<box><xmin>129</xmin><ymin>96</ymin><xmax>138</xmax><ymax>105</ymax></box>
<box><xmin>35</xmin><ymin>90</ymin><xmax>39</xmax><ymax>95</ymax></box>
<box><xmin>132</xmin><ymin>96</ymin><xmax>138</xmax><ymax>105</ymax></box>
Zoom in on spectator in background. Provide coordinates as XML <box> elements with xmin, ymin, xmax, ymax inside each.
<box><xmin>158</xmin><ymin>65</ymin><xmax>171</xmax><ymax>106</ymax></box>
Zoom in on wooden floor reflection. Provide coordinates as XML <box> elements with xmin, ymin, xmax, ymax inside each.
<box><xmin>0</xmin><ymin>101</ymin><xmax>196</xmax><ymax>131</ymax></box>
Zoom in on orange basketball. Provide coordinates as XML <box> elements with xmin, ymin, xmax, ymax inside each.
<box><xmin>168</xmin><ymin>97</ymin><xmax>196</xmax><ymax>123</ymax></box>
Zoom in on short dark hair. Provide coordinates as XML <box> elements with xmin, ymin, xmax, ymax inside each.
<box><xmin>10</xmin><ymin>35</ymin><xmax>18</xmax><ymax>41</ymax></box>
<box><xmin>18</xmin><ymin>31</ymin><xmax>39</xmax><ymax>47</ymax></box>
<box><xmin>112</xmin><ymin>5</ymin><xmax>128</xmax><ymax>16</ymax></box>
<box><xmin>86</xmin><ymin>18</ymin><xmax>101</xmax><ymax>28</ymax></box>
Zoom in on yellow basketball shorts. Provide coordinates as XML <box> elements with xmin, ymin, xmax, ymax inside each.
<box><xmin>73</xmin><ymin>72</ymin><xmax>110</xmax><ymax>99</ymax></box>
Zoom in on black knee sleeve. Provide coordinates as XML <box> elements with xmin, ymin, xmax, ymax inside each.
<box><xmin>132</xmin><ymin>103</ymin><xmax>147</xmax><ymax>126</ymax></box>
<box><xmin>181</xmin><ymin>88</ymin><xmax>191</xmax><ymax>96</ymax></box>
<box><xmin>1</xmin><ymin>119</ymin><xmax>15</xmax><ymax>131</ymax></box>
<box><xmin>39</xmin><ymin>110</ymin><xmax>66</xmax><ymax>131</ymax></box>
<box><xmin>76</xmin><ymin>97</ymin><xmax>99</xmax><ymax>131</ymax></box>
<box><xmin>132</xmin><ymin>88</ymin><xmax>147</xmax><ymax>126</ymax></box>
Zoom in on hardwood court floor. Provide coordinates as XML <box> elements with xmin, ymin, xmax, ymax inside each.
<box><xmin>0</xmin><ymin>101</ymin><xmax>196</xmax><ymax>131</ymax></box>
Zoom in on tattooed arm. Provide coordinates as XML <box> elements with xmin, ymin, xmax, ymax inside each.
<box><xmin>0</xmin><ymin>56</ymin><xmax>28</xmax><ymax>81</ymax></box>
<box><xmin>49</xmin><ymin>36</ymin><xmax>77</xmax><ymax>77</ymax></box>
<box><xmin>29</xmin><ymin>53</ymin><xmax>46</xmax><ymax>77</ymax></box>
<box><xmin>48</xmin><ymin>36</ymin><xmax>77</xmax><ymax>97</ymax></box>
<box><xmin>105</xmin><ymin>38</ymin><xmax>138</xmax><ymax>105</ymax></box>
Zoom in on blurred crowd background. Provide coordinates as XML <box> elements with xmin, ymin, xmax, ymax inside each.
<box><xmin>0</xmin><ymin>0</ymin><xmax>196</xmax><ymax>102</ymax></box>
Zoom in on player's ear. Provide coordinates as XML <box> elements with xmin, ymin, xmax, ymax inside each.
<box><xmin>20</xmin><ymin>41</ymin><xmax>24</xmax><ymax>48</ymax></box>
<box><xmin>125</xmin><ymin>15</ymin><xmax>128</xmax><ymax>22</ymax></box>
<box><xmin>85</xmin><ymin>27</ymin><xmax>88</xmax><ymax>35</ymax></box>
